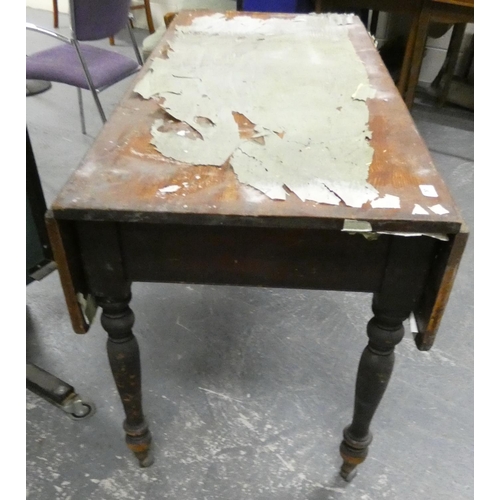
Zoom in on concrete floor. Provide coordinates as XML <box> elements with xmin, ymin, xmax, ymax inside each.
<box><xmin>26</xmin><ymin>6</ymin><xmax>473</xmax><ymax>500</ymax></box>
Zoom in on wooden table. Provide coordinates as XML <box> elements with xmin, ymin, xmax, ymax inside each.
<box><xmin>315</xmin><ymin>1</ymin><xmax>428</xmax><ymax>108</ymax></box>
<box><xmin>315</xmin><ymin>1</ymin><xmax>473</xmax><ymax>108</ymax></box>
<box><xmin>398</xmin><ymin>0</ymin><xmax>474</xmax><ymax>107</ymax></box>
<box><xmin>47</xmin><ymin>10</ymin><xmax>467</xmax><ymax>481</ymax></box>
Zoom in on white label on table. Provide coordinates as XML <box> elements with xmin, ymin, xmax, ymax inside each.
<box><xmin>412</xmin><ymin>204</ymin><xmax>429</xmax><ymax>215</ymax></box>
<box><xmin>429</xmin><ymin>204</ymin><xmax>450</xmax><ymax>215</ymax></box>
<box><xmin>419</xmin><ymin>185</ymin><xmax>439</xmax><ymax>197</ymax></box>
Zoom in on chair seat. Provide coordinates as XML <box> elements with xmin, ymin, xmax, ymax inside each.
<box><xmin>26</xmin><ymin>44</ymin><xmax>140</xmax><ymax>90</ymax></box>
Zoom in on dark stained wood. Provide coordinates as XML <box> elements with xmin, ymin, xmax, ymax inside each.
<box><xmin>434</xmin><ymin>23</ymin><xmax>467</xmax><ymax>106</ymax></box>
<box><xmin>433</xmin><ymin>0</ymin><xmax>473</xmax><ymax>8</ymax></box>
<box><xmin>401</xmin><ymin>0</ymin><xmax>473</xmax><ymax>107</ymax></box>
<box><xmin>317</xmin><ymin>0</ymin><xmax>472</xmax><ymax>8</ymax></box>
<box><xmin>99</xmin><ymin>294</ymin><xmax>153</xmax><ymax>467</ymax></box>
<box><xmin>51</xmin><ymin>11</ymin><xmax>462</xmax><ymax>235</ymax></box>
<box><xmin>397</xmin><ymin>14</ymin><xmax>420</xmax><ymax>95</ymax></box>
<box><xmin>45</xmin><ymin>214</ymin><xmax>89</xmax><ymax>334</ymax></box>
<box><xmin>46</xmin><ymin>11</ymin><xmax>468</xmax><ymax>476</ymax></box>
<box><xmin>401</xmin><ymin>5</ymin><xmax>433</xmax><ymax>108</ymax></box>
<box><xmin>76</xmin><ymin>221</ymin><xmax>130</xmax><ymax>300</ymax></box>
<box><xmin>119</xmin><ymin>223</ymin><xmax>391</xmax><ymax>291</ymax></box>
<box><xmin>340</xmin><ymin>302</ymin><xmax>407</xmax><ymax>481</ymax></box>
<box><xmin>316</xmin><ymin>0</ymin><xmax>423</xmax><ymax>13</ymax></box>
<box><xmin>315</xmin><ymin>0</ymin><xmax>425</xmax><ymax>105</ymax></box>
<box><xmin>414</xmin><ymin>225</ymin><xmax>468</xmax><ymax>350</ymax></box>
<box><xmin>27</xmin><ymin>130</ymin><xmax>52</xmax><ymax>263</ymax></box>
<box><xmin>375</xmin><ymin>235</ymin><xmax>437</xmax><ymax>313</ymax></box>
<box><xmin>52</xmin><ymin>0</ymin><xmax>59</xmax><ymax>28</ymax></box>
<box><xmin>426</xmin><ymin>1</ymin><xmax>473</xmax><ymax>23</ymax></box>
<box><xmin>130</xmin><ymin>0</ymin><xmax>155</xmax><ymax>34</ymax></box>
<box><xmin>75</xmin><ymin>221</ymin><xmax>152</xmax><ymax>466</ymax></box>
<box><xmin>315</xmin><ymin>1</ymin><xmax>473</xmax><ymax>108</ymax></box>
<box><xmin>339</xmin><ymin>234</ymin><xmax>437</xmax><ymax>479</ymax></box>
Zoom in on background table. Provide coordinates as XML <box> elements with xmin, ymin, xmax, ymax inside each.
<box><xmin>315</xmin><ymin>0</ymin><xmax>473</xmax><ymax>108</ymax></box>
<box><xmin>47</xmin><ymin>10</ymin><xmax>467</xmax><ymax>480</ymax></box>
<box><xmin>398</xmin><ymin>0</ymin><xmax>474</xmax><ymax>107</ymax></box>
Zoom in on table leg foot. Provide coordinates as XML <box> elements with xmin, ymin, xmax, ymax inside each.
<box><xmin>124</xmin><ymin>421</ymin><xmax>154</xmax><ymax>467</ymax></box>
<box><xmin>339</xmin><ymin>302</ymin><xmax>406</xmax><ymax>480</ymax></box>
<box><xmin>99</xmin><ymin>294</ymin><xmax>153</xmax><ymax>467</ymax></box>
<box><xmin>339</xmin><ymin>461</ymin><xmax>358</xmax><ymax>482</ymax></box>
<box><xmin>339</xmin><ymin>427</ymin><xmax>372</xmax><ymax>481</ymax></box>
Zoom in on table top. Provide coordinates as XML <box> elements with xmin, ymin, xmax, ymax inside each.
<box><xmin>315</xmin><ymin>0</ymin><xmax>424</xmax><ymax>14</ymax></box>
<box><xmin>432</xmin><ymin>0</ymin><xmax>473</xmax><ymax>7</ymax></box>
<box><xmin>52</xmin><ymin>10</ymin><xmax>464</xmax><ymax>236</ymax></box>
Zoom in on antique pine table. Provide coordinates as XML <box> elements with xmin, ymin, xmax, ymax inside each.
<box><xmin>46</xmin><ymin>10</ymin><xmax>467</xmax><ymax>481</ymax></box>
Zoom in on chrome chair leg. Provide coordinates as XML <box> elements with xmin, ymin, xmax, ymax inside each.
<box><xmin>127</xmin><ymin>22</ymin><xmax>143</xmax><ymax>65</ymax></box>
<box><xmin>91</xmin><ymin>91</ymin><xmax>107</xmax><ymax>125</ymax></box>
<box><xmin>77</xmin><ymin>87</ymin><xmax>86</xmax><ymax>135</ymax></box>
<box><xmin>73</xmin><ymin>41</ymin><xmax>107</xmax><ymax>125</ymax></box>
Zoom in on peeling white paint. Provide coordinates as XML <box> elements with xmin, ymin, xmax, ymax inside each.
<box><xmin>371</xmin><ymin>194</ymin><xmax>400</xmax><ymax>209</ymax></box>
<box><xmin>158</xmin><ymin>185</ymin><xmax>181</xmax><ymax>194</ymax></box>
<box><xmin>135</xmin><ymin>13</ymin><xmax>378</xmax><ymax>208</ymax></box>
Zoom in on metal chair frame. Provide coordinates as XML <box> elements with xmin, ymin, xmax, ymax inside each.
<box><xmin>53</xmin><ymin>0</ymin><xmax>155</xmax><ymax>34</ymax></box>
<box><xmin>26</xmin><ymin>0</ymin><xmax>143</xmax><ymax>134</ymax></box>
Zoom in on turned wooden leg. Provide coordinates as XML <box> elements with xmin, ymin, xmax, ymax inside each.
<box><xmin>436</xmin><ymin>23</ymin><xmax>466</xmax><ymax>107</ymax></box>
<box><xmin>52</xmin><ymin>0</ymin><xmax>59</xmax><ymax>28</ymax></box>
<box><xmin>397</xmin><ymin>15</ymin><xmax>419</xmax><ymax>96</ymax></box>
<box><xmin>143</xmin><ymin>0</ymin><xmax>155</xmax><ymax>34</ymax></box>
<box><xmin>404</xmin><ymin>7</ymin><xmax>431</xmax><ymax>109</ymax></box>
<box><xmin>339</xmin><ymin>301</ymin><xmax>406</xmax><ymax>481</ymax></box>
<box><xmin>98</xmin><ymin>294</ymin><xmax>153</xmax><ymax>467</ymax></box>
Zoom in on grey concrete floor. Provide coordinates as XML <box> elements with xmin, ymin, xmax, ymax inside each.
<box><xmin>26</xmin><ymin>6</ymin><xmax>473</xmax><ymax>500</ymax></box>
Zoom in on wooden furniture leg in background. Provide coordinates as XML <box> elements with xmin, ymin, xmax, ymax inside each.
<box><xmin>369</xmin><ymin>10</ymin><xmax>380</xmax><ymax>35</ymax></box>
<box><xmin>434</xmin><ymin>23</ymin><xmax>467</xmax><ymax>106</ymax></box>
<box><xmin>131</xmin><ymin>0</ymin><xmax>155</xmax><ymax>34</ymax></box>
<box><xmin>402</xmin><ymin>1</ymin><xmax>473</xmax><ymax>109</ymax></box>
<box><xmin>397</xmin><ymin>15</ymin><xmax>419</xmax><ymax>96</ymax></box>
<box><xmin>404</xmin><ymin>6</ymin><xmax>432</xmax><ymax>108</ymax></box>
<box><xmin>52</xmin><ymin>0</ymin><xmax>59</xmax><ymax>28</ymax></box>
<box><xmin>111</xmin><ymin>1</ymin><xmax>155</xmax><ymax>46</ymax></box>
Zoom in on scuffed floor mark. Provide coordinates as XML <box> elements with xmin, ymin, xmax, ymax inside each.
<box><xmin>398</xmin><ymin>338</ymin><xmax>457</xmax><ymax>367</ymax></box>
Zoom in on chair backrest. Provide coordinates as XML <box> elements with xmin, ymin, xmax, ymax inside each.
<box><xmin>71</xmin><ymin>0</ymin><xmax>132</xmax><ymax>41</ymax></box>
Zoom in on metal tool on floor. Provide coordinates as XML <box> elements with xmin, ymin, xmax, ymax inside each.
<box><xmin>26</xmin><ymin>364</ymin><xmax>96</xmax><ymax>420</ymax></box>
<box><xmin>27</xmin><ymin>129</ymin><xmax>95</xmax><ymax>422</ymax></box>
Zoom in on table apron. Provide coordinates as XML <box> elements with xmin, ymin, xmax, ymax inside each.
<box><xmin>115</xmin><ymin>222</ymin><xmax>389</xmax><ymax>293</ymax></box>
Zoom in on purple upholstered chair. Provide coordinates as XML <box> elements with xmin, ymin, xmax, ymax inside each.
<box><xmin>26</xmin><ymin>0</ymin><xmax>143</xmax><ymax>134</ymax></box>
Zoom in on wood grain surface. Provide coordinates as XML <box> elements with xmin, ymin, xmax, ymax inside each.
<box><xmin>52</xmin><ymin>11</ymin><xmax>464</xmax><ymax>235</ymax></box>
